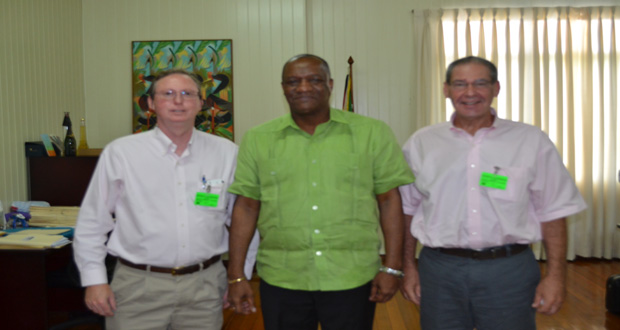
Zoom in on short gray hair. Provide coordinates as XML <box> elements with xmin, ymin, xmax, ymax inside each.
<box><xmin>148</xmin><ymin>69</ymin><xmax>202</xmax><ymax>97</ymax></box>
<box><xmin>282</xmin><ymin>54</ymin><xmax>331</xmax><ymax>81</ymax></box>
<box><xmin>445</xmin><ymin>56</ymin><xmax>498</xmax><ymax>83</ymax></box>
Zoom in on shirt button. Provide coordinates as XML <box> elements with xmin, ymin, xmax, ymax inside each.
<box><xmin>471</xmin><ymin>187</ymin><xmax>476</xmax><ymax>191</ymax></box>
<box><xmin>270</xmin><ymin>171</ymin><xmax>276</xmax><ymax>175</ymax></box>
<box><xmin>471</xmin><ymin>164</ymin><xmax>476</xmax><ymax>168</ymax></box>
<box><xmin>316</xmin><ymin>251</ymin><xmax>322</xmax><ymax>256</ymax></box>
<box><xmin>472</xmin><ymin>232</ymin><xmax>477</xmax><ymax>235</ymax></box>
<box><xmin>312</xmin><ymin>205</ymin><xmax>318</xmax><ymax>210</ymax></box>
<box><xmin>312</xmin><ymin>159</ymin><xmax>317</xmax><ymax>164</ymax></box>
<box><xmin>312</xmin><ymin>182</ymin><xmax>317</xmax><ymax>187</ymax></box>
<box><xmin>472</xmin><ymin>209</ymin><xmax>477</xmax><ymax>213</ymax></box>
<box><xmin>314</xmin><ymin>229</ymin><xmax>320</xmax><ymax>234</ymax></box>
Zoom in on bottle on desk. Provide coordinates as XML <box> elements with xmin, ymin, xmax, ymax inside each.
<box><xmin>62</xmin><ymin>112</ymin><xmax>71</xmax><ymax>135</ymax></box>
<box><xmin>63</xmin><ymin>113</ymin><xmax>77</xmax><ymax>157</ymax></box>
<box><xmin>77</xmin><ymin>117</ymin><xmax>89</xmax><ymax>153</ymax></box>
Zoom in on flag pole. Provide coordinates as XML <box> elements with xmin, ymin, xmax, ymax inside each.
<box><xmin>342</xmin><ymin>56</ymin><xmax>355</xmax><ymax>112</ymax></box>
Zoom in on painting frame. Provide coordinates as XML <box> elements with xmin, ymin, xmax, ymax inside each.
<box><xmin>131</xmin><ymin>39</ymin><xmax>234</xmax><ymax>141</ymax></box>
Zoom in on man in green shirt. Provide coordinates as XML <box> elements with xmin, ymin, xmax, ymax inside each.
<box><xmin>227</xmin><ymin>54</ymin><xmax>415</xmax><ymax>330</ymax></box>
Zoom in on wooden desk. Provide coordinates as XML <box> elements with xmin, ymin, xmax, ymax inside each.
<box><xmin>0</xmin><ymin>244</ymin><xmax>75</xmax><ymax>329</ymax></box>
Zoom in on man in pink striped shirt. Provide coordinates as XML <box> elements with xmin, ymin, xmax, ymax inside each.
<box><xmin>400</xmin><ymin>56</ymin><xmax>586</xmax><ymax>330</ymax></box>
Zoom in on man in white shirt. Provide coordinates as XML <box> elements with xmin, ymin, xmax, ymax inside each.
<box><xmin>74</xmin><ymin>70</ymin><xmax>255</xmax><ymax>329</ymax></box>
<box><xmin>400</xmin><ymin>56</ymin><xmax>586</xmax><ymax>329</ymax></box>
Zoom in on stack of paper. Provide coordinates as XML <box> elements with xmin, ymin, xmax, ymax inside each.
<box><xmin>0</xmin><ymin>233</ymin><xmax>71</xmax><ymax>248</ymax></box>
<box><xmin>29</xmin><ymin>206</ymin><xmax>80</xmax><ymax>227</ymax></box>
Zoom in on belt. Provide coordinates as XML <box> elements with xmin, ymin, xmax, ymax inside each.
<box><xmin>430</xmin><ymin>244</ymin><xmax>529</xmax><ymax>260</ymax></box>
<box><xmin>119</xmin><ymin>255</ymin><xmax>221</xmax><ymax>276</ymax></box>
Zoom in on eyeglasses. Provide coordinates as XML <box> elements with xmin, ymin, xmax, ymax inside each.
<box><xmin>449</xmin><ymin>80</ymin><xmax>494</xmax><ymax>91</ymax></box>
<box><xmin>154</xmin><ymin>90</ymin><xmax>200</xmax><ymax>101</ymax></box>
<box><xmin>282</xmin><ymin>77</ymin><xmax>327</xmax><ymax>88</ymax></box>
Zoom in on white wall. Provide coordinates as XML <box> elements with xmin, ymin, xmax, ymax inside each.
<box><xmin>0</xmin><ymin>0</ymin><xmax>84</xmax><ymax>210</ymax></box>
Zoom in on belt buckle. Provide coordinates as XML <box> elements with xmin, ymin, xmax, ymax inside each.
<box><xmin>171</xmin><ymin>266</ymin><xmax>184</xmax><ymax>276</ymax></box>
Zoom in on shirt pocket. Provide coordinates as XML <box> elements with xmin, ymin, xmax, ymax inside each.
<box><xmin>322</xmin><ymin>152</ymin><xmax>362</xmax><ymax>195</ymax></box>
<box><xmin>486</xmin><ymin>166</ymin><xmax>529</xmax><ymax>202</ymax></box>
<box><xmin>258</xmin><ymin>158</ymin><xmax>294</xmax><ymax>201</ymax></box>
<box><xmin>256</xmin><ymin>158</ymin><xmax>299</xmax><ymax>227</ymax></box>
<box><xmin>195</xmin><ymin>178</ymin><xmax>227</xmax><ymax>210</ymax></box>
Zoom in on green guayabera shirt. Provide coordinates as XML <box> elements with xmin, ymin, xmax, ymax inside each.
<box><xmin>229</xmin><ymin>109</ymin><xmax>415</xmax><ymax>291</ymax></box>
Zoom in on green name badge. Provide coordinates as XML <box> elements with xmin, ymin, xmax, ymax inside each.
<box><xmin>195</xmin><ymin>192</ymin><xmax>220</xmax><ymax>207</ymax></box>
<box><xmin>479</xmin><ymin>172</ymin><xmax>508</xmax><ymax>190</ymax></box>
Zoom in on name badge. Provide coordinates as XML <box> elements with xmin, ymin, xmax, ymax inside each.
<box><xmin>195</xmin><ymin>192</ymin><xmax>220</xmax><ymax>207</ymax></box>
<box><xmin>479</xmin><ymin>172</ymin><xmax>508</xmax><ymax>190</ymax></box>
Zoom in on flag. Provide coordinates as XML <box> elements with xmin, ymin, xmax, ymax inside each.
<box><xmin>342</xmin><ymin>57</ymin><xmax>354</xmax><ymax>112</ymax></box>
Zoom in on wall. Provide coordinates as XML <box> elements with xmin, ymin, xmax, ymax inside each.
<box><xmin>0</xmin><ymin>0</ymin><xmax>84</xmax><ymax>210</ymax></box>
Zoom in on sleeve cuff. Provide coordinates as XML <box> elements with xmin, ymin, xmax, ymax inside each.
<box><xmin>79</xmin><ymin>267</ymin><xmax>110</xmax><ymax>287</ymax></box>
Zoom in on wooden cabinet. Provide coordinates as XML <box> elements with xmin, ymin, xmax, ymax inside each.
<box><xmin>27</xmin><ymin>156</ymin><xmax>99</xmax><ymax>206</ymax></box>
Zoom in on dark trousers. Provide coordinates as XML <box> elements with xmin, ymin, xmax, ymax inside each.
<box><xmin>259</xmin><ymin>279</ymin><xmax>376</xmax><ymax>330</ymax></box>
<box><xmin>418</xmin><ymin>247</ymin><xmax>540</xmax><ymax>330</ymax></box>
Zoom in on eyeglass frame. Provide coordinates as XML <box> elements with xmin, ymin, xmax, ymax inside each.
<box><xmin>152</xmin><ymin>89</ymin><xmax>202</xmax><ymax>101</ymax></box>
<box><xmin>448</xmin><ymin>79</ymin><xmax>495</xmax><ymax>91</ymax></box>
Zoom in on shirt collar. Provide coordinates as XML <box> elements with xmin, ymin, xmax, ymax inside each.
<box><xmin>152</xmin><ymin>126</ymin><xmax>196</xmax><ymax>156</ymax></box>
<box><xmin>276</xmin><ymin>108</ymin><xmax>350</xmax><ymax>132</ymax></box>
<box><xmin>449</xmin><ymin>108</ymin><xmax>502</xmax><ymax>131</ymax></box>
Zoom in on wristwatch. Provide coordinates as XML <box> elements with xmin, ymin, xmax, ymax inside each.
<box><xmin>379</xmin><ymin>266</ymin><xmax>405</xmax><ymax>278</ymax></box>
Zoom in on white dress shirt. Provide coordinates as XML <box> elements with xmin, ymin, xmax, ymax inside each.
<box><xmin>399</xmin><ymin>112</ymin><xmax>587</xmax><ymax>250</ymax></box>
<box><xmin>75</xmin><ymin>127</ymin><xmax>256</xmax><ymax>286</ymax></box>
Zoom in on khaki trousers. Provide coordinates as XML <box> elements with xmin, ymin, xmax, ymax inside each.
<box><xmin>106</xmin><ymin>260</ymin><xmax>226</xmax><ymax>330</ymax></box>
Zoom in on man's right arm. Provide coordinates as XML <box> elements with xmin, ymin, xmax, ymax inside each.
<box><xmin>401</xmin><ymin>214</ymin><xmax>421</xmax><ymax>305</ymax></box>
<box><xmin>73</xmin><ymin>149</ymin><xmax>118</xmax><ymax>316</ymax></box>
<box><xmin>227</xmin><ymin>195</ymin><xmax>261</xmax><ymax>314</ymax></box>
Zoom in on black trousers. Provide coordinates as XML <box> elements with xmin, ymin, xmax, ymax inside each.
<box><xmin>260</xmin><ymin>279</ymin><xmax>376</xmax><ymax>330</ymax></box>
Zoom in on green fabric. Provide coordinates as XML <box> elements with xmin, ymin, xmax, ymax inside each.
<box><xmin>229</xmin><ymin>109</ymin><xmax>415</xmax><ymax>291</ymax></box>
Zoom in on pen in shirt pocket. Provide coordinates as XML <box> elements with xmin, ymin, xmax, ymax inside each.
<box><xmin>201</xmin><ymin>175</ymin><xmax>212</xmax><ymax>193</ymax></box>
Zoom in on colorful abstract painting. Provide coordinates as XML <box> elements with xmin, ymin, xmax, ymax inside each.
<box><xmin>132</xmin><ymin>40</ymin><xmax>234</xmax><ymax>141</ymax></box>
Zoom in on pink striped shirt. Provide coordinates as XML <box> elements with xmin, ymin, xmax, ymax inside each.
<box><xmin>400</xmin><ymin>113</ymin><xmax>586</xmax><ymax>249</ymax></box>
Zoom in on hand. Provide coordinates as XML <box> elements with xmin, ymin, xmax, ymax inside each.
<box><xmin>85</xmin><ymin>284</ymin><xmax>116</xmax><ymax>317</ymax></box>
<box><xmin>531</xmin><ymin>274</ymin><xmax>566</xmax><ymax>315</ymax></box>
<box><xmin>400</xmin><ymin>265</ymin><xmax>421</xmax><ymax>305</ymax></box>
<box><xmin>369</xmin><ymin>272</ymin><xmax>400</xmax><ymax>302</ymax></box>
<box><xmin>228</xmin><ymin>280</ymin><xmax>257</xmax><ymax>314</ymax></box>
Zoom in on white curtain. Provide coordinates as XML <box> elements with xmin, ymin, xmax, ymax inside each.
<box><xmin>412</xmin><ymin>7</ymin><xmax>620</xmax><ymax>260</ymax></box>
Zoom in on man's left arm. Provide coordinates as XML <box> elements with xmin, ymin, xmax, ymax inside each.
<box><xmin>369</xmin><ymin>187</ymin><xmax>405</xmax><ymax>303</ymax></box>
<box><xmin>532</xmin><ymin>217</ymin><xmax>567</xmax><ymax>315</ymax></box>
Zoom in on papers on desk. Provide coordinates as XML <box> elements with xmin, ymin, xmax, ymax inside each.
<box><xmin>0</xmin><ymin>232</ymin><xmax>71</xmax><ymax>248</ymax></box>
<box><xmin>29</xmin><ymin>206</ymin><xmax>80</xmax><ymax>227</ymax></box>
<box><xmin>11</xmin><ymin>228</ymin><xmax>72</xmax><ymax>236</ymax></box>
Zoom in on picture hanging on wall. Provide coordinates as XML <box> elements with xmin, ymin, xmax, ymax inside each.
<box><xmin>131</xmin><ymin>39</ymin><xmax>234</xmax><ymax>141</ymax></box>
